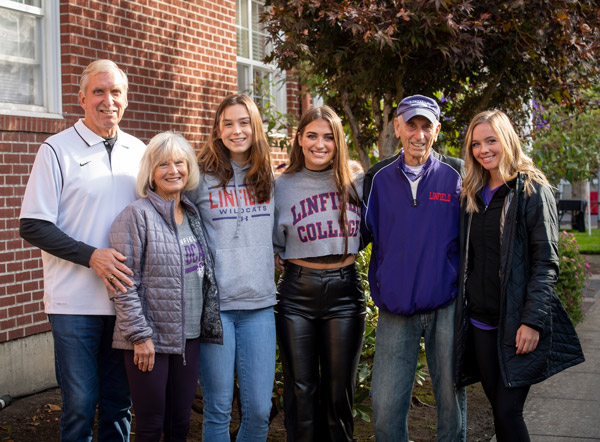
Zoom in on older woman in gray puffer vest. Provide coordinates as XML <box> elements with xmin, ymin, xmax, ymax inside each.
<box><xmin>109</xmin><ymin>132</ymin><xmax>222</xmax><ymax>442</ymax></box>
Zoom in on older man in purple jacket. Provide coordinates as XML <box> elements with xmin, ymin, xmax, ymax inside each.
<box><xmin>361</xmin><ymin>94</ymin><xmax>466</xmax><ymax>442</ymax></box>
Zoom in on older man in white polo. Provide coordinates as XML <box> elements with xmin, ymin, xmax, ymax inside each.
<box><xmin>20</xmin><ymin>59</ymin><xmax>145</xmax><ymax>442</ymax></box>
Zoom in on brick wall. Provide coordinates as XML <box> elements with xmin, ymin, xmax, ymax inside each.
<box><xmin>59</xmin><ymin>0</ymin><xmax>238</xmax><ymax>142</ymax></box>
<box><xmin>0</xmin><ymin>117</ymin><xmax>71</xmax><ymax>341</ymax></box>
<box><xmin>0</xmin><ymin>0</ymin><xmax>293</xmax><ymax>344</ymax></box>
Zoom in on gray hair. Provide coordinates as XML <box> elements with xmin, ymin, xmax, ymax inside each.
<box><xmin>137</xmin><ymin>132</ymin><xmax>200</xmax><ymax>198</ymax></box>
<box><xmin>80</xmin><ymin>59</ymin><xmax>128</xmax><ymax>94</ymax></box>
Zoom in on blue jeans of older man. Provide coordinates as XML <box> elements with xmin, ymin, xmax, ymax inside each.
<box><xmin>49</xmin><ymin>314</ymin><xmax>131</xmax><ymax>442</ymax></box>
<box><xmin>371</xmin><ymin>300</ymin><xmax>466</xmax><ymax>442</ymax></box>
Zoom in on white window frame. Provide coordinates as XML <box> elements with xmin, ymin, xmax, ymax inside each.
<box><xmin>0</xmin><ymin>0</ymin><xmax>62</xmax><ymax>118</ymax></box>
<box><xmin>236</xmin><ymin>0</ymin><xmax>287</xmax><ymax>127</ymax></box>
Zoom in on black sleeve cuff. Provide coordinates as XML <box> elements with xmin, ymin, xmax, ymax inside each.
<box><xmin>76</xmin><ymin>242</ymin><xmax>97</xmax><ymax>267</ymax></box>
<box><xmin>522</xmin><ymin>322</ymin><xmax>543</xmax><ymax>333</ymax></box>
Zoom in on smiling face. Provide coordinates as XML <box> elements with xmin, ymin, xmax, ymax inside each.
<box><xmin>471</xmin><ymin>122</ymin><xmax>504</xmax><ymax>185</ymax></box>
<box><xmin>218</xmin><ymin>103</ymin><xmax>253</xmax><ymax>163</ymax></box>
<box><xmin>152</xmin><ymin>156</ymin><xmax>189</xmax><ymax>200</ymax></box>
<box><xmin>394</xmin><ymin>115</ymin><xmax>441</xmax><ymax>166</ymax></box>
<box><xmin>298</xmin><ymin>119</ymin><xmax>336</xmax><ymax>171</ymax></box>
<box><xmin>79</xmin><ymin>70</ymin><xmax>128</xmax><ymax>138</ymax></box>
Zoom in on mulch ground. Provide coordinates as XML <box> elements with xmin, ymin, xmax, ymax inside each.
<box><xmin>0</xmin><ymin>378</ymin><xmax>494</xmax><ymax>442</ymax></box>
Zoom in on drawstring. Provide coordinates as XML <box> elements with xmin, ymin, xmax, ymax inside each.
<box><xmin>232</xmin><ymin>163</ymin><xmax>242</xmax><ymax>238</ymax></box>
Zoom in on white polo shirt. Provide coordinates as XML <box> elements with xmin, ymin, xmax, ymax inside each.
<box><xmin>20</xmin><ymin>119</ymin><xmax>146</xmax><ymax>315</ymax></box>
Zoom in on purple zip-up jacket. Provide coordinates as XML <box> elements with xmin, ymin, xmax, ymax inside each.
<box><xmin>361</xmin><ymin>149</ymin><xmax>464</xmax><ymax>315</ymax></box>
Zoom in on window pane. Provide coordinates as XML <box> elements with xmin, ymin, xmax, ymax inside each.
<box><xmin>251</xmin><ymin>29</ymin><xmax>266</xmax><ymax>62</ymax></box>
<box><xmin>0</xmin><ymin>7</ymin><xmax>37</xmax><ymax>58</ymax></box>
<box><xmin>236</xmin><ymin>0</ymin><xmax>247</xmax><ymax>28</ymax></box>
<box><xmin>0</xmin><ymin>59</ymin><xmax>40</xmax><ymax>105</ymax></box>
<box><xmin>0</xmin><ymin>6</ymin><xmax>42</xmax><ymax>106</ymax></box>
<box><xmin>251</xmin><ymin>1</ymin><xmax>266</xmax><ymax>62</ymax></box>
<box><xmin>236</xmin><ymin>0</ymin><xmax>249</xmax><ymax>58</ymax></box>
<box><xmin>237</xmin><ymin>28</ymin><xmax>249</xmax><ymax>59</ymax></box>
<box><xmin>251</xmin><ymin>1</ymin><xmax>263</xmax><ymax>32</ymax></box>
<box><xmin>236</xmin><ymin>0</ymin><xmax>286</xmax><ymax>119</ymax></box>
<box><xmin>7</xmin><ymin>0</ymin><xmax>41</xmax><ymax>6</ymax></box>
<box><xmin>237</xmin><ymin>64</ymin><xmax>250</xmax><ymax>94</ymax></box>
<box><xmin>253</xmin><ymin>68</ymin><xmax>270</xmax><ymax>114</ymax></box>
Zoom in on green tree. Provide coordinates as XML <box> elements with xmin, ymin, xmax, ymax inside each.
<box><xmin>264</xmin><ymin>0</ymin><xmax>600</xmax><ymax>169</ymax></box>
<box><xmin>530</xmin><ymin>87</ymin><xmax>600</xmax><ymax>185</ymax></box>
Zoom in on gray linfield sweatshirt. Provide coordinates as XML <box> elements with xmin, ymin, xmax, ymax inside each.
<box><xmin>274</xmin><ymin>166</ymin><xmax>364</xmax><ymax>260</ymax></box>
<box><xmin>185</xmin><ymin>160</ymin><xmax>276</xmax><ymax>311</ymax></box>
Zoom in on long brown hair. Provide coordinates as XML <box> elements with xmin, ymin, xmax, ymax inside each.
<box><xmin>285</xmin><ymin>105</ymin><xmax>361</xmax><ymax>256</ymax></box>
<box><xmin>461</xmin><ymin>109</ymin><xmax>550</xmax><ymax>213</ymax></box>
<box><xmin>197</xmin><ymin>94</ymin><xmax>273</xmax><ymax>203</ymax></box>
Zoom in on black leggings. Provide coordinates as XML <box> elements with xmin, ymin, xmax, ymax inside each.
<box><xmin>472</xmin><ymin>327</ymin><xmax>531</xmax><ymax>442</ymax></box>
<box><xmin>276</xmin><ymin>262</ymin><xmax>366</xmax><ymax>442</ymax></box>
<box><xmin>124</xmin><ymin>338</ymin><xmax>201</xmax><ymax>442</ymax></box>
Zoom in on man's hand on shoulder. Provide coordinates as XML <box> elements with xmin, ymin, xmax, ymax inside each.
<box><xmin>89</xmin><ymin>248</ymin><xmax>134</xmax><ymax>295</ymax></box>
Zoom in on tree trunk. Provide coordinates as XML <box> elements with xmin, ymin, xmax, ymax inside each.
<box><xmin>375</xmin><ymin>96</ymin><xmax>399</xmax><ymax>161</ymax></box>
<box><xmin>379</xmin><ymin>119</ymin><xmax>398</xmax><ymax>160</ymax></box>
<box><xmin>341</xmin><ymin>91</ymin><xmax>371</xmax><ymax>171</ymax></box>
<box><xmin>355</xmin><ymin>142</ymin><xmax>371</xmax><ymax>172</ymax></box>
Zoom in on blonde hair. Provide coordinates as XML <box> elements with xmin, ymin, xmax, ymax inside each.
<box><xmin>197</xmin><ymin>94</ymin><xmax>274</xmax><ymax>203</ymax></box>
<box><xmin>137</xmin><ymin>132</ymin><xmax>200</xmax><ymax>198</ymax></box>
<box><xmin>80</xmin><ymin>59</ymin><xmax>128</xmax><ymax>94</ymax></box>
<box><xmin>285</xmin><ymin>105</ymin><xmax>362</xmax><ymax>257</ymax></box>
<box><xmin>461</xmin><ymin>109</ymin><xmax>549</xmax><ymax>213</ymax></box>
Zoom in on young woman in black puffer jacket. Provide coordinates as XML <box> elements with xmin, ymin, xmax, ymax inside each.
<box><xmin>454</xmin><ymin>110</ymin><xmax>584</xmax><ymax>442</ymax></box>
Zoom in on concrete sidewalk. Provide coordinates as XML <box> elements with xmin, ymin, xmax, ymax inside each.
<box><xmin>491</xmin><ymin>276</ymin><xmax>600</xmax><ymax>441</ymax></box>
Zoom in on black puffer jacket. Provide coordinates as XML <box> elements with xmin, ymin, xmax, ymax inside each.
<box><xmin>455</xmin><ymin>173</ymin><xmax>584</xmax><ymax>388</ymax></box>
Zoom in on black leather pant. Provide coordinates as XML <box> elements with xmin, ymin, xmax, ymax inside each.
<box><xmin>276</xmin><ymin>262</ymin><xmax>366</xmax><ymax>442</ymax></box>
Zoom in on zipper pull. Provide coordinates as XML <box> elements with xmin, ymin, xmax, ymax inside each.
<box><xmin>412</xmin><ymin>198</ymin><xmax>418</xmax><ymax>207</ymax></box>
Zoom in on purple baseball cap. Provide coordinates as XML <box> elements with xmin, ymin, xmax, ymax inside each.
<box><xmin>396</xmin><ymin>94</ymin><xmax>440</xmax><ymax>124</ymax></box>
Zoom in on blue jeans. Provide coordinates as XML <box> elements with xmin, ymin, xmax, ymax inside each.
<box><xmin>49</xmin><ymin>314</ymin><xmax>131</xmax><ymax>442</ymax></box>
<box><xmin>198</xmin><ymin>307</ymin><xmax>276</xmax><ymax>442</ymax></box>
<box><xmin>371</xmin><ymin>300</ymin><xmax>466</xmax><ymax>442</ymax></box>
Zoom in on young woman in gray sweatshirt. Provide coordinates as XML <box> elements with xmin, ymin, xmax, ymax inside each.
<box><xmin>273</xmin><ymin>105</ymin><xmax>366</xmax><ymax>441</ymax></box>
<box><xmin>187</xmin><ymin>94</ymin><xmax>276</xmax><ymax>442</ymax></box>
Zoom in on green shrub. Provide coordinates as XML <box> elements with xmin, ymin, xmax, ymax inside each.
<box><xmin>555</xmin><ymin>231</ymin><xmax>589</xmax><ymax>325</ymax></box>
<box><xmin>353</xmin><ymin>246</ymin><xmax>377</xmax><ymax>422</ymax></box>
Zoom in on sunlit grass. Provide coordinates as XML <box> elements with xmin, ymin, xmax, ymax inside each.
<box><xmin>563</xmin><ymin>229</ymin><xmax>600</xmax><ymax>254</ymax></box>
